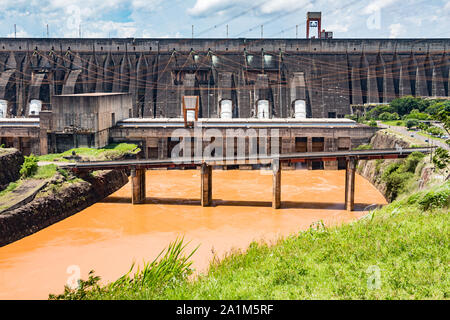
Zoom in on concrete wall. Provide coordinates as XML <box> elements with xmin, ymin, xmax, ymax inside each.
<box><xmin>51</xmin><ymin>93</ymin><xmax>131</xmax><ymax>133</ymax></box>
<box><xmin>0</xmin><ymin>38</ymin><xmax>448</xmax><ymax>119</ymax></box>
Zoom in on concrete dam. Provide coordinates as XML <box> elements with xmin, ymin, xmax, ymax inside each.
<box><xmin>0</xmin><ymin>38</ymin><xmax>448</xmax><ymax>162</ymax></box>
<box><xmin>0</xmin><ymin>38</ymin><xmax>449</xmax><ymax>119</ymax></box>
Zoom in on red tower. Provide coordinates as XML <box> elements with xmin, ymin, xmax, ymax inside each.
<box><xmin>306</xmin><ymin>12</ymin><xmax>322</xmax><ymax>39</ymax></box>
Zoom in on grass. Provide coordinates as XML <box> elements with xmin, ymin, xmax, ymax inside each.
<box><xmin>38</xmin><ymin>143</ymin><xmax>140</xmax><ymax>162</ymax></box>
<box><xmin>382</xmin><ymin>120</ymin><xmax>406</xmax><ymax>127</ymax></box>
<box><xmin>416</xmin><ymin>131</ymin><xmax>447</xmax><ymax>144</ymax></box>
<box><xmin>33</xmin><ymin>164</ymin><xmax>59</xmax><ymax>179</ymax></box>
<box><xmin>0</xmin><ymin>181</ymin><xmax>19</xmax><ymax>197</ymax></box>
<box><xmin>50</xmin><ymin>181</ymin><xmax>449</xmax><ymax>300</ymax></box>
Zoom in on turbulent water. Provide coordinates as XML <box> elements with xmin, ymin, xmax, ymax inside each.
<box><xmin>0</xmin><ymin>169</ymin><xmax>386</xmax><ymax>299</ymax></box>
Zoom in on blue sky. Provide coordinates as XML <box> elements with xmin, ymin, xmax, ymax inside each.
<box><xmin>0</xmin><ymin>0</ymin><xmax>449</xmax><ymax>38</ymax></box>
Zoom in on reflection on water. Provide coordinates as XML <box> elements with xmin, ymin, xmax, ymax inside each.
<box><xmin>0</xmin><ymin>169</ymin><xmax>386</xmax><ymax>299</ymax></box>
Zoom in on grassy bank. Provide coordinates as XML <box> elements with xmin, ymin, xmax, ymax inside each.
<box><xmin>50</xmin><ymin>179</ymin><xmax>449</xmax><ymax>300</ymax></box>
<box><xmin>38</xmin><ymin>143</ymin><xmax>140</xmax><ymax>162</ymax></box>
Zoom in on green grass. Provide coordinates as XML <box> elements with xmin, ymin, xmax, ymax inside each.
<box><xmin>416</xmin><ymin>131</ymin><xmax>447</xmax><ymax>143</ymax></box>
<box><xmin>50</xmin><ymin>181</ymin><xmax>449</xmax><ymax>300</ymax></box>
<box><xmin>0</xmin><ymin>181</ymin><xmax>19</xmax><ymax>197</ymax></box>
<box><xmin>33</xmin><ymin>164</ymin><xmax>59</xmax><ymax>179</ymax></box>
<box><xmin>38</xmin><ymin>143</ymin><xmax>140</xmax><ymax>162</ymax></box>
<box><xmin>382</xmin><ymin>120</ymin><xmax>406</xmax><ymax>127</ymax></box>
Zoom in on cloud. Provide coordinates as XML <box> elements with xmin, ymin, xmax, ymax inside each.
<box><xmin>362</xmin><ymin>0</ymin><xmax>399</xmax><ymax>15</ymax></box>
<box><xmin>259</xmin><ymin>0</ymin><xmax>311</xmax><ymax>14</ymax></box>
<box><xmin>389</xmin><ymin>23</ymin><xmax>405</xmax><ymax>38</ymax></box>
<box><xmin>6</xmin><ymin>29</ymin><xmax>30</xmax><ymax>38</ymax></box>
<box><xmin>187</xmin><ymin>0</ymin><xmax>239</xmax><ymax>17</ymax></box>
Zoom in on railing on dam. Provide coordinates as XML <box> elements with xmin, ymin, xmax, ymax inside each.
<box><xmin>62</xmin><ymin>147</ymin><xmax>434</xmax><ymax>211</ymax></box>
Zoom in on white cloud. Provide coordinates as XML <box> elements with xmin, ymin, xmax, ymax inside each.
<box><xmin>259</xmin><ymin>0</ymin><xmax>311</xmax><ymax>14</ymax></box>
<box><xmin>6</xmin><ymin>29</ymin><xmax>30</xmax><ymax>38</ymax></box>
<box><xmin>188</xmin><ymin>0</ymin><xmax>238</xmax><ymax>16</ymax></box>
<box><xmin>363</xmin><ymin>0</ymin><xmax>399</xmax><ymax>14</ymax></box>
<box><xmin>389</xmin><ymin>23</ymin><xmax>405</xmax><ymax>38</ymax></box>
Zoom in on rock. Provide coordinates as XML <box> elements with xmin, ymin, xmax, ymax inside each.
<box><xmin>0</xmin><ymin>148</ymin><xmax>24</xmax><ymax>191</ymax></box>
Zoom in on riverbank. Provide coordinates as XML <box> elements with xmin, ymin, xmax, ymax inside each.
<box><xmin>0</xmin><ymin>143</ymin><xmax>139</xmax><ymax>246</ymax></box>
<box><xmin>50</xmin><ymin>179</ymin><xmax>449</xmax><ymax>300</ymax></box>
<box><xmin>48</xmin><ymin>132</ymin><xmax>449</xmax><ymax>300</ymax></box>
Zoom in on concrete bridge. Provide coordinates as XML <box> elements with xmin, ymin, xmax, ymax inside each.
<box><xmin>63</xmin><ymin>147</ymin><xmax>433</xmax><ymax>211</ymax></box>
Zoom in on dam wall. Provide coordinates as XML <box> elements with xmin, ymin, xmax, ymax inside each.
<box><xmin>0</xmin><ymin>38</ymin><xmax>448</xmax><ymax>120</ymax></box>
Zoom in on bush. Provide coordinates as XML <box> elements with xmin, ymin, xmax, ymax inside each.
<box><xmin>20</xmin><ymin>154</ymin><xmax>38</xmax><ymax>178</ymax></box>
<box><xmin>406</xmin><ymin>119</ymin><xmax>419</xmax><ymax>129</ymax></box>
<box><xmin>403</xmin><ymin>152</ymin><xmax>425</xmax><ymax>173</ymax></box>
<box><xmin>353</xmin><ymin>144</ymin><xmax>372</xmax><ymax>150</ymax></box>
<box><xmin>404</xmin><ymin>109</ymin><xmax>430</xmax><ymax>121</ymax></box>
<box><xmin>379</xmin><ymin>112</ymin><xmax>399</xmax><ymax>121</ymax></box>
<box><xmin>369</xmin><ymin>120</ymin><xmax>377</xmax><ymax>127</ymax></box>
<box><xmin>419</xmin><ymin>187</ymin><xmax>450</xmax><ymax>210</ymax></box>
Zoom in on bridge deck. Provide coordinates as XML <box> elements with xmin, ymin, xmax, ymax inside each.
<box><xmin>63</xmin><ymin>147</ymin><xmax>433</xmax><ymax>170</ymax></box>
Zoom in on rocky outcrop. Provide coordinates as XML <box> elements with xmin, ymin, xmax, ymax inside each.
<box><xmin>0</xmin><ymin>148</ymin><xmax>24</xmax><ymax>191</ymax></box>
<box><xmin>0</xmin><ymin>169</ymin><xmax>128</xmax><ymax>246</ymax></box>
<box><xmin>357</xmin><ymin>130</ymin><xmax>437</xmax><ymax>200</ymax></box>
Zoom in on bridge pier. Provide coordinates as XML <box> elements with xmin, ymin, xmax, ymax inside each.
<box><xmin>131</xmin><ymin>167</ymin><xmax>146</xmax><ymax>204</ymax></box>
<box><xmin>345</xmin><ymin>158</ymin><xmax>357</xmax><ymax>211</ymax></box>
<box><xmin>272</xmin><ymin>159</ymin><xmax>281</xmax><ymax>209</ymax></box>
<box><xmin>201</xmin><ymin>163</ymin><xmax>212</xmax><ymax>206</ymax></box>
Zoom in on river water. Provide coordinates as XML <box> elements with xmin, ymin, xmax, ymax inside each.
<box><xmin>0</xmin><ymin>169</ymin><xmax>386</xmax><ymax>299</ymax></box>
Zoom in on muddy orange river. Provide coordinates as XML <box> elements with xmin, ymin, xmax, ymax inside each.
<box><xmin>0</xmin><ymin>170</ymin><xmax>386</xmax><ymax>299</ymax></box>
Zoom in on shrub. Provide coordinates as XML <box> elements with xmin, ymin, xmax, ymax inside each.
<box><xmin>369</xmin><ymin>120</ymin><xmax>377</xmax><ymax>127</ymax></box>
<box><xmin>353</xmin><ymin>144</ymin><xmax>372</xmax><ymax>150</ymax></box>
<box><xmin>20</xmin><ymin>154</ymin><xmax>38</xmax><ymax>178</ymax></box>
<box><xmin>406</xmin><ymin>119</ymin><xmax>419</xmax><ymax>129</ymax></box>
<box><xmin>379</xmin><ymin>112</ymin><xmax>399</xmax><ymax>121</ymax></box>
<box><xmin>432</xmin><ymin>147</ymin><xmax>449</xmax><ymax>171</ymax></box>
<box><xmin>402</xmin><ymin>151</ymin><xmax>425</xmax><ymax>174</ymax></box>
<box><xmin>419</xmin><ymin>187</ymin><xmax>450</xmax><ymax>210</ymax></box>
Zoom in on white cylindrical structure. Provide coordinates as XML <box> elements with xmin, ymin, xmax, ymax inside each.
<box><xmin>257</xmin><ymin>100</ymin><xmax>269</xmax><ymax>119</ymax></box>
<box><xmin>294</xmin><ymin>100</ymin><xmax>306</xmax><ymax>119</ymax></box>
<box><xmin>29</xmin><ymin>100</ymin><xmax>42</xmax><ymax>116</ymax></box>
<box><xmin>186</xmin><ymin>110</ymin><xmax>196</xmax><ymax>122</ymax></box>
<box><xmin>220</xmin><ymin>100</ymin><xmax>232</xmax><ymax>119</ymax></box>
<box><xmin>0</xmin><ymin>100</ymin><xmax>7</xmax><ymax>118</ymax></box>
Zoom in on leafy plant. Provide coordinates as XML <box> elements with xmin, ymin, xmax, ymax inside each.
<box><xmin>19</xmin><ymin>154</ymin><xmax>38</xmax><ymax>178</ymax></box>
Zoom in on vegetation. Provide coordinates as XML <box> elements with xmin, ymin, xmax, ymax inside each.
<box><xmin>38</xmin><ymin>143</ymin><xmax>141</xmax><ymax>162</ymax></box>
<box><xmin>432</xmin><ymin>147</ymin><xmax>450</xmax><ymax>173</ymax></box>
<box><xmin>19</xmin><ymin>154</ymin><xmax>38</xmax><ymax>178</ymax></box>
<box><xmin>50</xmin><ymin>149</ymin><xmax>449</xmax><ymax>300</ymax></box>
<box><xmin>381</xmin><ymin>152</ymin><xmax>425</xmax><ymax>201</ymax></box>
<box><xmin>353</xmin><ymin>144</ymin><xmax>372</xmax><ymax>150</ymax></box>
<box><xmin>50</xmin><ymin>184</ymin><xmax>449</xmax><ymax>300</ymax></box>
<box><xmin>0</xmin><ymin>181</ymin><xmax>19</xmax><ymax>197</ymax></box>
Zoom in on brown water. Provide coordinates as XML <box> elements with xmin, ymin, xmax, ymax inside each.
<box><xmin>0</xmin><ymin>169</ymin><xmax>386</xmax><ymax>299</ymax></box>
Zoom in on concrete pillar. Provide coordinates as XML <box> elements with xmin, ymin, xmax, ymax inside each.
<box><xmin>307</xmin><ymin>137</ymin><xmax>313</xmax><ymax>170</ymax></box>
<box><xmin>201</xmin><ymin>163</ymin><xmax>212</xmax><ymax>207</ymax></box>
<box><xmin>345</xmin><ymin>158</ymin><xmax>357</xmax><ymax>211</ymax></box>
<box><xmin>131</xmin><ymin>167</ymin><xmax>146</xmax><ymax>204</ymax></box>
<box><xmin>39</xmin><ymin>129</ymin><xmax>48</xmax><ymax>155</ymax></box>
<box><xmin>272</xmin><ymin>159</ymin><xmax>281</xmax><ymax>209</ymax></box>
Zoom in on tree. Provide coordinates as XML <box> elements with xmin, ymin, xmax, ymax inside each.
<box><xmin>390</xmin><ymin>96</ymin><xmax>430</xmax><ymax>115</ymax></box>
<box><xmin>406</xmin><ymin>119</ymin><xmax>419</xmax><ymax>129</ymax></box>
<box><xmin>433</xmin><ymin>107</ymin><xmax>450</xmax><ymax>145</ymax></box>
<box><xmin>432</xmin><ymin>147</ymin><xmax>449</xmax><ymax>173</ymax></box>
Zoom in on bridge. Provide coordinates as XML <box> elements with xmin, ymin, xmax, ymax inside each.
<box><xmin>63</xmin><ymin>147</ymin><xmax>433</xmax><ymax>211</ymax></box>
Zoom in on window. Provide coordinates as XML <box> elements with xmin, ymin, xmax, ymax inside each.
<box><xmin>328</xmin><ymin>112</ymin><xmax>336</xmax><ymax>118</ymax></box>
<box><xmin>220</xmin><ymin>100</ymin><xmax>232</xmax><ymax>119</ymax></box>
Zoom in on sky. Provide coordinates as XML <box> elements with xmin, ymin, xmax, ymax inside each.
<box><xmin>0</xmin><ymin>0</ymin><xmax>449</xmax><ymax>39</ymax></box>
